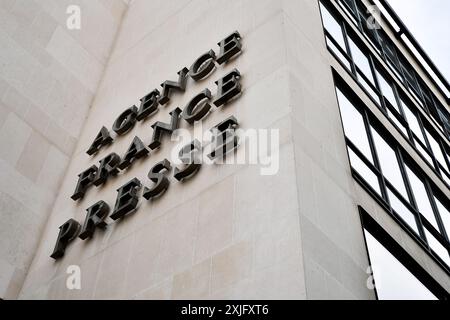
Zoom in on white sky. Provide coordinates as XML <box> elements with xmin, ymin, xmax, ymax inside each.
<box><xmin>387</xmin><ymin>0</ymin><xmax>450</xmax><ymax>83</ymax></box>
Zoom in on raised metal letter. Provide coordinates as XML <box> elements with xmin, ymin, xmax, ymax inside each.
<box><xmin>112</xmin><ymin>106</ymin><xmax>138</xmax><ymax>135</ymax></box>
<box><xmin>86</xmin><ymin>126</ymin><xmax>113</xmax><ymax>156</ymax></box>
<box><xmin>213</xmin><ymin>69</ymin><xmax>241</xmax><ymax>107</ymax></box>
<box><xmin>189</xmin><ymin>49</ymin><xmax>216</xmax><ymax>81</ymax></box>
<box><xmin>216</xmin><ymin>31</ymin><xmax>242</xmax><ymax>65</ymax></box>
<box><xmin>71</xmin><ymin>165</ymin><xmax>98</xmax><ymax>201</ymax></box>
<box><xmin>118</xmin><ymin>136</ymin><xmax>149</xmax><ymax>170</ymax></box>
<box><xmin>137</xmin><ymin>89</ymin><xmax>160</xmax><ymax>121</ymax></box>
<box><xmin>50</xmin><ymin>219</ymin><xmax>80</xmax><ymax>259</ymax></box>
<box><xmin>174</xmin><ymin>140</ymin><xmax>202</xmax><ymax>181</ymax></box>
<box><xmin>79</xmin><ymin>200</ymin><xmax>109</xmax><ymax>240</ymax></box>
<box><xmin>181</xmin><ymin>89</ymin><xmax>212</xmax><ymax>124</ymax></box>
<box><xmin>158</xmin><ymin>68</ymin><xmax>189</xmax><ymax>105</ymax></box>
<box><xmin>143</xmin><ymin>159</ymin><xmax>172</xmax><ymax>200</ymax></box>
<box><xmin>148</xmin><ymin>108</ymin><xmax>182</xmax><ymax>150</ymax></box>
<box><xmin>208</xmin><ymin>116</ymin><xmax>239</xmax><ymax>160</ymax></box>
<box><xmin>110</xmin><ymin>178</ymin><xmax>141</xmax><ymax>220</ymax></box>
<box><xmin>92</xmin><ymin>152</ymin><xmax>121</xmax><ymax>186</ymax></box>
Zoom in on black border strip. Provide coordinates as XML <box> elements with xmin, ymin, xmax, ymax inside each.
<box><xmin>359</xmin><ymin>206</ymin><xmax>450</xmax><ymax>300</ymax></box>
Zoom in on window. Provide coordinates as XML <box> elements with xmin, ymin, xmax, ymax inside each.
<box><xmin>371</xmin><ymin>128</ymin><xmax>407</xmax><ymax>199</ymax></box>
<box><xmin>335</xmin><ymin>79</ymin><xmax>450</xmax><ymax>271</ymax></box>
<box><xmin>329</xmin><ymin>0</ymin><xmax>450</xmax><ymax>140</ymax></box>
<box><xmin>387</xmin><ymin>188</ymin><xmax>419</xmax><ymax>235</ymax></box>
<box><xmin>326</xmin><ymin>38</ymin><xmax>351</xmax><ymax>70</ymax></box>
<box><xmin>348</xmin><ymin>148</ymin><xmax>381</xmax><ymax>195</ymax></box>
<box><xmin>320</xmin><ymin>3</ymin><xmax>345</xmax><ymax>49</ymax></box>
<box><xmin>405</xmin><ymin>165</ymin><xmax>438</xmax><ymax>230</ymax></box>
<box><xmin>364</xmin><ymin>229</ymin><xmax>437</xmax><ymax>300</ymax></box>
<box><xmin>434</xmin><ymin>196</ymin><xmax>450</xmax><ymax>238</ymax></box>
<box><xmin>361</xmin><ymin>209</ymin><xmax>450</xmax><ymax>300</ymax></box>
<box><xmin>348</xmin><ymin>38</ymin><xmax>372</xmax><ymax>82</ymax></box>
<box><xmin>402</xmin><ymin>99</ymin><xmax>426</xmax><ymax>144</ymax></box>
<box><xmin>320</xmin><ymin>9</ymin><xmax>450</xmax><ymax>186</ymax></box>
<box><xmin>336</xmin><ymin>89</ymin><xmax>373</xmax><ymax>161</ymax></box>
<box><xmin>376</xmin><ymin>68</ymin><xmax>400</xmax><ymax>113</ymax></box>
<box><xmin>425</xmin><ymin>130</ymin><xmax>448</xmax><ymax>171</ymax></box>
<box><xmin>348</xmin><ymin>37</ymin><xmax>380</xmax><ymax>104</ymax></box>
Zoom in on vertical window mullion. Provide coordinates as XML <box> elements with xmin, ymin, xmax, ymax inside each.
<box><xmin>424</xmin><ymin>179</ymin><xmax>449</xmax><ymax>243</ymax></box>
<box><xmin>396</xmin><ymin>151</ymin><xmax>427</xmax><ymax>240</ymax></box>
<box><xmin>417</xmin><ymin>116</ymin><xmax>441</xmax><ymax>173</ymax></box>
<box><xmin>439</xmin><ymin>141</ymin><xmax>450</xmax><ymax>173</ymax></box>
<box><xmin>341</xmin><ymin>23</ymin><xmax>357</xmax><ymax>76</ymax></box>
<box><xmin>363</xmin><ymin>112</ymin><xmax>388</xmax><ymax>201</ymax></box>
<box><xmin>369</xmin><ymin>57</ymin><xmax>386</xmax><ymax>112</ymax></box>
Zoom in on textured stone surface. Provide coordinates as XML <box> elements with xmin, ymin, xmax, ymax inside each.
<box><xmin>0</xmin><ymin>0</ymin><xmax>127</xmax><ymax>299</ymax></box>
<box><xmin>10</xmin><ymin>0</ymin><xmax>450</xmax><ymax>300</ymax></box>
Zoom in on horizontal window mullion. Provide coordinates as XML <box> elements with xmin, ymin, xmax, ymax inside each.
<box><xmin>324</xmin><ymin>30</ymin><xmax>350</xmax><ymax>57</ymax></box>
<box><xmin>346</xmin><ymin>138</ymin><xmax>381</xmax><ymax>173</ymax></box>
<box><xmin>327</xmin><ymin>1</ymin><xmax>450</xmax><ymax>143</ymax></box>
<box><xmin>423</xmin><ymin>223</ymin><xmax>450</xmax><ymax>252</ymax></box>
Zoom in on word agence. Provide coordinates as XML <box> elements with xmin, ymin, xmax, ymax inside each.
<box><xmin>50</xmin><ymin>31</ymin><xmax>244</xmax><ymax>259</ymax></box>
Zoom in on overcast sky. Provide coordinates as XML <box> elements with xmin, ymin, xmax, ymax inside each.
<box><xmin>387</xmin><ymin>0</ymin><xmax>450</xmax><ymax>83</ymax></box>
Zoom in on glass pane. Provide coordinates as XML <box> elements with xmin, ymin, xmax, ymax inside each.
<box><xmin>336</xmin><ymin>89</ymin><xmax>373</xmax><ymax>161</ymax></box>
<box><xmin>371</xmin><ymin>128</ymin><xmax>408</xmax><ymax>199</ymax></box>
<box><xmin>376</xmin><ymin>69</ymin><xmax>400</xmax><ymax>113</ymax></box>
<box><xmin>320</xmin><ymin>3</ymin><xmax>346</xmax><ymax>49</ymax></box>
<box><xmin>405</xmin><ymin>165</ymin><xmax>439</xmax><ymax>230</ymax></box>
<box><xmin>409</xmin><ymin>89</ymin><xmax>424</xmax><ymax>110</ymax></box>
<box><xmin>348</xmin><ymin>37</ymin><xmax>374</xmax><ymax>84</ymax></box>
<box><xmin>387</xmin><ymin>59</ymin><xmax>403</xmax><ymax>82</ymax></box>
<box><xmin>358</xmin><ymin>71</ymin><xmax>381</xmax><ymax>105</ymax></box>
<box><xmin>424</xmin><ymin>229</ymin><xmax>450</xmax><ymax>267</ymax></box>
<box><xmin>425</xmin><ymin>130</ymin><xmax>448</xmax><ymax>171</ymax></box>
<box><xmin>387</xmin><ymin>188</ymin><xmax>419</xmax><ymax>235</ymax></box>
<box><xmin>327</xmin><ymin>38</ymin><xmax>351</xmax><ymax>70</ymax></box>
<box><xmin>402</xmin><ymin>100</ymin><xmax>426</xmax><ymax>144</ymax></box>
<box><xmin>414</xmin><ymin>139</ymin><xmax>434</xmax><ymax>166</ymax></box>
<box><xmin>441</xmin><ymin>170</ymin><xmax>450</xmax><ymax>186</ymax></box>
<box><xmin>341</xmin><ymin>0</ymin><xmax>356</xmax><ymax>13</ymax></box>
<box><xmin>348</xmin><ymin>148</ymin><xmax>381</xmax><ymax>195</ymax></box>
<box><xmin>386</xmin><ymin>109</ymin><xmax>407</xmax><ymax>136</ymax></box>
<box><xmin>339</xmin><ymin>0</ymin><xmax>358</xmax><ymax>24</ymax></box>
<box><xmin>364</xmin><ymin>230</ymin><xmax>437</xmax><ymax>300</ymax></box>
<box><xmin>434</xmin><ymin>196</ymin><xmax>450</xmax><ymax>239</ymax></box>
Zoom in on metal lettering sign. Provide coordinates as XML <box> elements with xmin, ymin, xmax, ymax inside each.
<box><xmin>51</xmin><ymin>31</ymin><xmax>243</xmax><ymax>259</ymax></box>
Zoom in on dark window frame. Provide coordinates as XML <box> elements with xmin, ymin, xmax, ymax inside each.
<box><xmin>324</xmin><ymin>0</ymin><xmax>450</xmax><ymax>140</ymax></box>
<box><xmin>318</xmin><ymin>2</ymin><xmax>450</xmax><ymax>189</ymax></box>
<box><xmin>334</xmin><ymin>73</ymin><xmax>450</xmax><ymax>274</ymax></box>
<box><xmin>359</xmin><ymin>207</ymin><xmax>450</xmax><ymax>300</ymax></box>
